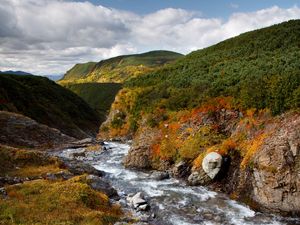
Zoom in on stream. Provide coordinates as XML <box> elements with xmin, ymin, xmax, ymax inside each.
<box><xmin>57</xmin><ymin>142</ymin><xmax>300</xmax><ymax>225</ymax></box>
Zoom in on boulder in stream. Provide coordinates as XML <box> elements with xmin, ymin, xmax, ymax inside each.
<box><xmin>127</xmin><ymin>192</ymin><xmax>149</xmax><ymax>211</ymax></box>
<box><xmin>202</xmin><ymin>152</ymin><xmax>222</xmax><ymax>179</ymax></box>
<box><xmin>85</xmin><ymin>175</ymin><xmax>119</xmax><ymax>199</ymax></box>
<box><xmin>149</xmin><ymin>171</ymin><xmax>169</xmax><ymax>180</ymax></box>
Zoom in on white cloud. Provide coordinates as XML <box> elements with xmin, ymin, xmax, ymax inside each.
<box><xmin>0</xmin><ymin>0</ymin><xmax>299</xmax><ymax>75</ymax></box>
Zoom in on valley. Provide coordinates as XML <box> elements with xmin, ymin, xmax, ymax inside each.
<box><xmin>0</xmin><ymin>20</ymin><xmax>299</xmax><ymax>225</ymax></box>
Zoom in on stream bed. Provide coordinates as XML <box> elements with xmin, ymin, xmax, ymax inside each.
<box><xmin>56</xmin><ymin>142</ymin><xmax>300</xmax><ymax>225</ymax></box>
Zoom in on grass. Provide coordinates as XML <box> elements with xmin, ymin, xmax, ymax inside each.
<box><xmin>0</xmin><ymin>146</ymin><xmax>62</xmax><ymax>177</ymax></box>
<box><xmin>0</xmin><ymin>146</ymin><xmax>122</xmax><ymax>225</ymax></box>
<box><xmin>0</xmin><ymin>177</ymin><xmax>122</xmax><ymax>225</ymax></box>
<box><xmin>62</xmin><ymin>62</ymin><xmax>97</xmax><ymax>81</ymax></box>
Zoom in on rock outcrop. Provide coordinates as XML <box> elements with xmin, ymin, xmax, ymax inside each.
<box><xmin>85</xmin><ymin>175</ymin><xmax>119</xmax><ymax>199</ymax></box>
<box><xmin>124</xmin><ymin>126</ymin><xmax>161</xmax><ymax>169</ymax></box>
<box><xmin>0</xmin><ymin>111</ymin><xmax>75</xmax><ymax>148</ymax></box>
<box><xmin>251</xmin><ymin>113</ymin><xmax>300</xmax><ymax>215</ymax></box>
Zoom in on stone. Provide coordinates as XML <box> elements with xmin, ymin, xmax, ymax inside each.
<box><xmin>188</xmin><ymin>170</ymin><xmax>212</xmax><ymax>186</ymax></box>
<box><xmin>172</xmin><ymin>161</ymin><xmax>191</xmax><ymax>178</ymax></box>
<box><xmin>149</xmin><ymin>171</ymin><xmax>169</xmax><ymax>180</ymax></box>
<box><xmin>72</xmin><ymin>152</ymin><xmax>86</xmax><ymax>158</ymax></box>
<box><xmin>85</xmin><ymin>175</ymin><xmax>119</xmax><ymax>199</ymax></box>
<box><xmin>45</xmin><ymin>171</ymin><xmax>73</xmax><ymax>180</ymax></box>
<box><xmin>127</xmin><ymin>192</ymin><xmax>149</xmax><ymax>209</ymax></box>
<box><xmin>63</xmin><ymin>160</ymin><xmax>104</xmax><ymax>177</ymax></box>
<box><xmin>202</xmin><ymin>152</ymin><xmax>222</xmax><ymax>179</ymax></box>
<box><xmin>137</xmin><ymin>204</ymin><xmax>149</xmax><ymax>211</ymax></box>
<box><xmin>0</xmin><ymin>187</ymin><xmax>7</xmax><ymax>198</ymax></box>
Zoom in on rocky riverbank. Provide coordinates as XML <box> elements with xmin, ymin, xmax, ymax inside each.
<box><xmin>122</xmin><ymin>111</ymin><xmax>300</xmax><ymax>217</ymax></box>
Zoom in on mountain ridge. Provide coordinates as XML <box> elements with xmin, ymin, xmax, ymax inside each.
<box><xmin>60</xmin><ymin>50</ymin><xmax>183</xmax><ymax>84</ymax></box>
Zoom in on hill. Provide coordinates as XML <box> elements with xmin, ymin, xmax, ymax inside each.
<box><xmin>59</xmin><ymin>50</ymin><xmax>183</xmax><ymax>84</ymax></box>
<box><xmin>125</xmin><ymin>20</ymin><xmax>300</xmax><ymax>116</ymax></box>
<box><xmin>0</xmin><ymin>74</ymin><xmax>101</xmax><ymax>139</ymax></box>
<box><xmin>61</xmin><ymin>62</ymin><xmax>97</xmax><ymax>82</ymax></box>
<box><xmin>63</xmin><ymin>82</ymin><xmax>122</xmax><ymax>122</ymax></box>
<box><xmin>0</xmin><ymin>70</ymin><xmax>33</xmax><ymax>76</ymax></box>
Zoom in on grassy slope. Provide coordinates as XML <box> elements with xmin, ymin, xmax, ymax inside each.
<box><xmin>61</xmin><ymin>62</ymin><xmax>97</xmax><ymax>82</ymax></box>
<box><xmin>0</xmin><ymin>74</ymin><xmax>101</xmax><ymax>139</ymax></box>
<box><xmin>60</xmin><ymin>50</ymin><xmax>183</xmax><ymax>84</ymax></box>
<box><xmin>0</xmin><ymin>146</ymin><xmax>122</xmax><ymax>225</ymax></box>
<box><xmin>63</xmin><ymin>83</ymin><xmax>122</xmax><ymax>122</ymax></box>
<box><xmin>126</xmin><ymin>20</ymin><xmax>300</xmax><ymax>115</ymax></box>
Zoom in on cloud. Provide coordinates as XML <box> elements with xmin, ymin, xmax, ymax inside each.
<box><xmin>0</xmin><ymin>0</ymin><xmax>299</xmax><ymax>75</ymax></box>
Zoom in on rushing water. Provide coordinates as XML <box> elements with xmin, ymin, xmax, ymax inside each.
<box><xmin>58</xmin><ymin>142</ymin><xmax>300</xmax><ymax>225</ymax></box>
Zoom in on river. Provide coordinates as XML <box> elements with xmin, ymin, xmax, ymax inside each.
<box><xmin>57</xmin><ymin>142</ymin><xmax>300</xmax><ymax>225</ymax></box>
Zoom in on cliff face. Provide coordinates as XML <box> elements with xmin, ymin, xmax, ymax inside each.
<box><xmin>251</xmin><ymin>113</ymin><xmax>300</xmax><ymax>215</ymax></box>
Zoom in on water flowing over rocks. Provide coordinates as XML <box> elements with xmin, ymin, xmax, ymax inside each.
<box><xmin>55</xmin><ymin>141</ymin><xmax>299</xmax><ymax>224</ymax></box>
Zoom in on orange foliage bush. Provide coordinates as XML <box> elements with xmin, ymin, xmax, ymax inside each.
<box><xmin>240</xmin><ymin>132</ymin><xmax>268</xmax><ymax>169</ymax></box>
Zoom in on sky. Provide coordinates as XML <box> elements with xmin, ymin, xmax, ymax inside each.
<box><xmin>0</xmin><ymin>0</ymin><xmax>299</xmax><ymax>75</ymax></box>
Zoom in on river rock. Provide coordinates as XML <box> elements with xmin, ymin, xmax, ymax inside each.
<box><xmin>0</xmin><ymin>187</ymin><xmax>7</xmax><ymax>198</ymax></box>
<box><xmin>202</xmin><ymin>152</ymin><xmax>222</xmax><ymax>179</ymax></box>
<box><xmin>85</xmin><ymin>175</ymin><xmax>119</xmax><ymax>198</ymax></box>
<box><xmin>45</xmin><ymin>171</ymin><xmax>73</xmax><ymax>180</ymax></box>
<box><xmin>172</xmin><ymin>161</ymin><xmax>191</xmax><ymax>178</ymax></box>
<box><xmin>149</xmin><ymin>171</ymin><xmax>169</xmax><ymax>180</ymax></box>
<box><xmin>63</xmin><ymin>160</ymin><xmax>104</xmax><ymax>177</ymax></box>
<box><xmin>127</xmin><ymin>192</ymin><xmax>149</xmax><ymax>210</ymax></box>
<box><xmin>72</xmin><ymin>152</ymin><xmax>86</xmax><ymax>158</ymax></box>
<box><xmin>188</xmin><ymin>170</ymin><xmax>212</xmax><ymax>186</ymax></box>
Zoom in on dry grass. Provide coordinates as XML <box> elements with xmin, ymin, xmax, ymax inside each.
<box><xmin>0</xmin><ymin>177</ymin><xmax>122</xmax><ymax>225</ymax></box>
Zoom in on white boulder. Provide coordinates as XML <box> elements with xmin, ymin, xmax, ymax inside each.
<box><xmin>202</xmin><ymin>152</ymin><xmax>222</xmax><ymax>179</ymax></box>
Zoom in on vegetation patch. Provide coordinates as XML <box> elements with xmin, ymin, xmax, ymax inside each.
<box><xmin>0</xmin><ymin>146</ymin><xmax>63</xmax><ymax>178</ymax></box>
<box><xmin>0</xmin><ymin>177</ymin><xmax>122</xmax><ymax>225</ymax></box>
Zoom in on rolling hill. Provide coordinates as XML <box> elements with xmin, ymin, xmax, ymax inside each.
<box><xmin>0</xmin><ymin>74</ymin><xmax>101</xmax><ymax>139</ymax></box>
<box><xmin>59</xmin><ymin>50</ymin><xmax>183</xmax><ymax>84</ymax></box>
<box><xmin>61</xmin><ymin>62</ymin><xmax>97</xmax><ymax>82</ymax></box>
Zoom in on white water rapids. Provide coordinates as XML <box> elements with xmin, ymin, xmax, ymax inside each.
<box><xmin>58</xmin><ymin>142</ymin><xmax>300</xmax><ymax>225</ymax></box>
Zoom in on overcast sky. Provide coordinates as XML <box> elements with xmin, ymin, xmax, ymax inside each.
<box><xmin>0</xmin><ymin>0</ymin><xmax>299</xmax><ymax>75</ymax></box>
